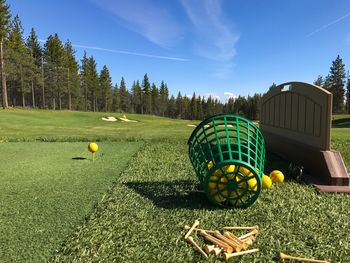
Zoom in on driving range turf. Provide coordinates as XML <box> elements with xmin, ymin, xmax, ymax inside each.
<box><xmin>0</xmin><ymin>109</ymin><xmax>349</xmax><ymax>262</ymax></box>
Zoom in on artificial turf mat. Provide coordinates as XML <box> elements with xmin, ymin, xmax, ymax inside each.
<box><xmin>0</xmin><ymin>142</ymin><xmax>142</xmax><ymax>262</ymax></box>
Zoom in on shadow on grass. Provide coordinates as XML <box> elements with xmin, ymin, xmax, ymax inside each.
<box><xmin>71</xmin><ymin>157</ymin><xmax>87</xmax><ymax>160</ymax></box>
<box><xmin>332</xmin><ymin>118</ymin><xmax>350</xmax><ymax>128</ymax></box>
<box><xmin>264</xmin><ymin>151</ymin><xmax>290</xmax><ymax>176</ymax></box>
<box><xmin>124</xmin><ymin>180</ymin><xmax>217</xmax><ymax>210</ymax></box>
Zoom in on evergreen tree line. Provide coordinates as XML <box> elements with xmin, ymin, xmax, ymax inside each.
<box><xmin>0</xmin><ymin>1</ymin><xmax>262</xmax><ymax>120</ymax></box>
<box><xmin>1</xmin><ymin>1</ymin><xmax>348</xmax><ymax>120</ymax></box>
<box><xmin>313</xmin><ymin>55</ymin><xmax>350</xmax><ymax>114</ymax></box>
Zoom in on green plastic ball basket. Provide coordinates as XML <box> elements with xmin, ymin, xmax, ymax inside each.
<box><xmin>187</xmin><ymin>114</ymin><xmax>266</xmax><ymax>208</ymax></box>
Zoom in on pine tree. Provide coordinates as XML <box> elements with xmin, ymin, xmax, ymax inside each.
<box><xmin>26</xmin><ymin>27</ymin><xmax>43</xmax><ymax>108</ymax></box>
<box><xmin>80</xmin><ymin>51</ymin><xmax>89</xmax><ymax>111</ymax></box>
<box><xmin>313</xmin><ymin>75</ymin><xmax>324</xmax><ymax>87</ymax></box>
<box><xmin>159</xmin><ymin>81</ymin><xmax>168</xmax><ymax>116</ymax></box>
<box><xmin>167</xmin><ymin>95</ymin><xmax>176</xmax><ymax>118</ymax></box>
<box><xmin>119</xmin><ymin>77</ymin><xmax>129</xmax><ymax>112</ymax></box>
<box><xmin>142</xmin><ymin>74</ymin><xmax>151</xmax><ymax>114</ymax></box>
<box><xmin>0</xmin><ymin>0</ymin><xmax>10</xmax><ymax>108</ymax></box>
<box><xmin>112</xmin><ymin>83</ymin><xmax>121</xmax><ymax>112</ymax></box>
<box><xmin>131</xmin><ymin>80</ymin><xmax>142</xmax><ymax>113</ymax></box>
<box><xmin>346</xmin><ymin>75</ymin><xmax>350</xmax><ymax>114</ymax></box>
<box><xmin>182</xmin><ymin>95</ymin><xmax>190</xmax><ymax>119</ymax></box>
<box><xmin>99</xmin><ymin>65</ymin><xmax>112</xmax><ymax>112</ymax></box>
<box><xmin>63</xmin><ymin>40</ymin><xmax>80</xmax><ymax>110</ymax></box>
<box><xmin>175</xmin><ymin>91</ymin><xmax>182</xmax><ymax>118</ymax></box>
<box><xmin>44</xmin><ymin>34</ymin><xmax>65</xmax><ymax>109</ymax></box>
<box><xmin>6</xmin><ymin>15</ymin><xmax>36</xmax><ymax>107</ymax></box>
<box><xmin>327</xmin><ymin>55</ymin><xmax>346</xmax><ymax>113</ymax></box>
<box><xmin>151</xmin><ymin>83</ymin><xmax>159</xmax><ymax>115</ymax></box>
<box><xmin>87</xmin><ymin>56</ymin><xmax>99</xmax><ymax>111</ymax></box>
<box><xmin>190</xmin><ymin>92</ymin><xmax>197</xmax><ymax>120</ymax></box>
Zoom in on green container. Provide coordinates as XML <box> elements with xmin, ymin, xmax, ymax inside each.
<box><xmin>187</xmin><ymin>114</ymin><xmax>266</xmax><ymax>208</ymax></box>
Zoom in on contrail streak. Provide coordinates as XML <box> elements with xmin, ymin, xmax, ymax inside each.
<box><xmin>306</xmin><ymin>12</ymin><xmax>350</xmax><ymax>37</ymax></box>
<box><xmin>38</xmin><ymin>40</ymin><xmax>189</xmax><ymax>61</ymax></box>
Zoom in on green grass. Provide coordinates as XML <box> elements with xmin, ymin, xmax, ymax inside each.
<box><xmin>0</xmin><ymin>108</ymin><xmax>197</xmax><ymax>142</ymax></box>
<box><xmin>0</xmin><ymin>110</ymin><xmax>350</xmax><ymax>262</ymax></box>
<box><xmin>52</xmin><ymin>142</ymin><xmax>350</xmax><ymax>262</ymax></box>
<box><xmin>0</xmin><ymin>142</ymin><xmax>142</xmax><ymax>262</ymax></box>
<box><xmin>332</xmin><ymin>114</ymin><xmax>350</xmax><ymax>141</ymax></box>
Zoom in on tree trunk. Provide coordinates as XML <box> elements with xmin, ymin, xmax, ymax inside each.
<box><xmin>22</xmin><ymin>92</ymin><xmax>25</xmax><ymax>107</ymax></box>
<box><xmin>53</xmin><ymin>97</ymin><xmax>56</xmax><ymax>110</ymax></box>
<box><xmin>31</xmin><ymin>81</ymin><xmax>35</xmax><ymax>108</ymax></box>
<box><xmin>58</xmin><ymin>92</ymin><xmax>62</xmax><ymax>110</ymax></box>
<box><xmin>1</xmin><ymin>40</ymin><xmax>8</xmax><ymax>109</ymax></box>
<box><xmin>20</xmin><ymin>65</ymin><xmax>25</xmax><ymax>107</ymax></box>
<box><xmin>93</xmin><ymin>95</ymin><xmax>96</xmax><ymax>112</ymax></box>
<box><xmin>105</xmin><ymin>97</ymin><xmax>107</xmax><ymax>112</ymax></box>
<box><xmin>41</xmin><ymin>56</ymin><xmax>45</xmax><ymax>108</ymax></box>
<box><xmin>84</xmin><ymin>86</ymin><xmax>87</xmax><ymax>111</ymax></box>
<box><xmin>68</xmin><ymin>91</ymin><xmax>72</xmax><ymax>110</ymax></box>
<box><xmin>67</xmin><ymin>68</ymin><xmax>71</xmax><ymax>110</ymax></box>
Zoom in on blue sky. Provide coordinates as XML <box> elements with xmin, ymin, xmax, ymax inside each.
<box><xmin>8</xmin><ymin>0</ymin><xmax>350</xmax><ymax>101</ymax></box>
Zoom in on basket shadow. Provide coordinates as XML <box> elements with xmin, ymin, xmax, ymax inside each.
<box><xmin>124</xmin><ymin>180</ymin><xmax>217</xmax><ymax>210</ymax></box>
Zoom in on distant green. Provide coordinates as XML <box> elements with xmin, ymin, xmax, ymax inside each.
<box><xmin>0</xmin><ymin>109</ymin><xmax>196</xmax><ymax>142</ymax></box>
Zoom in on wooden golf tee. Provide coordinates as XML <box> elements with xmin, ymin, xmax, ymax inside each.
<box><xmin>213</xmin><ymin>231</ymin><xmax>243</xmax><ymax>252</ymax></box>
<box><xmin>280</xmin><ymin>252</ymin><xmax>329</xmax><ymax>263</ymax></box>
<box><xmin>224</xmin><ymin>248</ymin><xmax>259</xmax><ymax>261</ymax></box>
<box><xmin>186</xmin><ymin>236</ymin><xmax>208</xmax><ymax>259</ymax></box>
<box><xmin>199</xmin><ymin>231</ymin><xmax>234</xmax><ymax>253</ymax></box>
<box><xmin>238</xmin><ymin>228</ymin><xmax>258</xmax><ymax>240</ymax></box>
<box><xmin>223</xmin><ymin>232</ymin><xmax>248</xmax><ymax>250</ymax></box>
<box><xmin>223</xmin><ymin>225</ymin><xmax>259</xmax><ymax>231</ymax></box>
<box><xmin>92</xmin><ymin>152</ymin><xmax>95</xmax><ymax>162</ymax></box>
<box><xmin>204</xmin><ymin>245</ymin><xmax>222</xmax><ymax>256</ymax></box>
<box><xmin>204</xmin><ymin>245</ymin><xmax>215</xmax><ymax>254</ymax></box>
<box><xmin>184</xmin><ymin>220</ymin><xmax>200</xmax><ymax>240</ymax></box>
<box><xmin>184</xmin><ymin>225</ymin><xmax>216</xmax><ymax>235</ymax></box>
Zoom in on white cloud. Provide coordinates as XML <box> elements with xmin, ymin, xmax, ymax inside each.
<box><xmin>224</xmin><ymin>92</ymin><xmax>237</xmax><ymax>99</ymax></box>
<box><xmin>306</xmin><ymin>12</ymin><xmax>350</xmax><ymax>37</ymax></box>
<box><xmin>181</xmin><ymin>0</ymin><xmax>239</xmax><ymax>78</ymax></box>
<box><xmin>38</xmin><ymin>39</ymin><xmax>189</xmax><ymax>61</ymax></box>
<box><xmin>91</xmin><ymin>0</ymin><xmax>182</xmax><ymax>47</ymax></box>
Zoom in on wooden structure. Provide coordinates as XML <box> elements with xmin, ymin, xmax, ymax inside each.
<box><xmin>260</xmin><ymin>81</ymin><xmax>349</xmax><ymax>192</ymax></box>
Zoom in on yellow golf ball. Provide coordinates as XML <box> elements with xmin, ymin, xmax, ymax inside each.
<box><xmin>88</xmin><ymin>143</ymin><xmax>98</xmax><ymax>153</ymax></box>
<box><xmin>239</xmin><ymin>166</ymin><xmax>251</xmax><ymax>176</ymax></box>
<box><xmin>207</xmin><ymin>161</ymin><xmax>213</xmax><ymax>169</ymax></box>
<box><xmin>224</xmin><ymin>164</ymin><xmax>235</xmax><ymax>173</ymax></box>
<box><xmin>269</xmin><ymin>170</ymin><xmax>284</xmax><ymax>183</ymax></box>
<box><xmin>262</xmin><ymin>174</ymin><xmax>272</xmax><ymax>189</ymax></box>
<box><xmin>213</xmin><ymin>194</ymin><xmax>225</xmax><ymax>203</ymax></box>
<box><xmin>213</xmin><ymin>169</ymin><xmax>222</xmax><ymax>176</ymax></box>
<box><xmin>247</xmin><ymin>177</ymin><xmax>258</xmax><ymax>191</ymax></box>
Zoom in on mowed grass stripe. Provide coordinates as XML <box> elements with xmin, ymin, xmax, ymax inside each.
<box><xmin>0</xmin><ymin>142</ymin><xmax>142</xmax><ymax>262</ymax></box>
<box><xmin>53</xmin><ymin>142</ymin><xmax>350</xmax><ymax>262</ymax></box>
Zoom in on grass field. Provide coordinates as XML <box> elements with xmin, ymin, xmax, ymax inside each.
<box><xmin>0</xmin><ymin>109</ymin><xmax>349</xmax><ymax>262</ymax></box>
<box><xmin>0</xmin><ymin>109</ymin><xmax>196</xmax><ymax>142</ymax></box>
